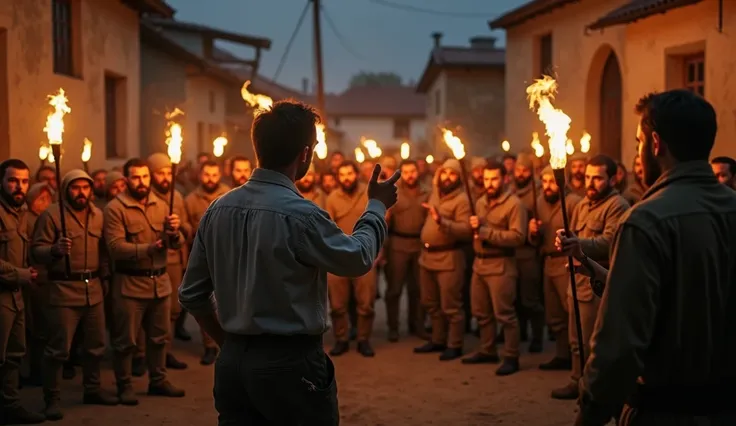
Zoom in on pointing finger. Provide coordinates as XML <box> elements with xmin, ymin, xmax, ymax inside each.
<box><xmin>385</xmin><ymin>169</ymin><xmax>401</xmax><ymax>185</ymax></box>
<box><xmin>370</xmin><ymin>164</ymin><xmax>383</xmax><ymax>183</ymax></box>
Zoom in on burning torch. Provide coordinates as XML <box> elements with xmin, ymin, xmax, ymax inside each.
<box><xmin>39</xmin><ymin>145</ymin><xmax>49</xmax><ymax>168</ymax></box>
<box><xmin>501</xmin><ymin>140</ymin><xmax>511</xmax><ymax>152</ymax></box>
<box><xmin>165</xmin><ymin>109</ymin><xmax>184</xmax><ymax>216</ymax></box>
<box><xmin>44</xmin><ymin>88</ymin><xmax>71</xmax><ymax>276</ymax></box>
<box><xmin>81</xmin><ymin>138</ymin><xmax>92</xmax><ymax>173</ymax></box>
<box><xmin>400</xmin><ymin>142</ymin><xmax>410</xmax><ymax>160</ymax></box>
<box><xmin>362</xmin><ymin>138</ymin><xmax>382</xmax><ymax>159</ymax></box>
<box><xmin>441</xmin><ymin>129</ymin><xmax>476</xmax><ymax>218</ymax></box>
<box><xmin>212</xmin><ymin>135</ymin><xmax>228</xmax><ymax>158</ymax></box>
<box><xmin>354</xmin><ymin>147</ymin><xmax>365</xmax><ymax>164</ymax></box>
<box><xmin>315</xmin><ymin>124</ymin><xmax>328</xmax><ymax>160</ymax></box>
<box><xmin>526</xmin><ymin>75</ymin><xmax>585</xmax><ymax>374</ymax></box>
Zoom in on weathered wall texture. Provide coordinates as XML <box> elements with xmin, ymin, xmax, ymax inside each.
<box><xmin>183</xmin><ymin>74</ymin><xmax>227</xmax><ymax>160</ymax></box>
<box><xmin>624</xmin><ymin>0</ymin><xmax>736</xmax><ymax>160</ymax></box>
<box><xmin>504</xmin><ymin>0</ymin><xmax>735</xmax><ymax>165</ymax></box>
<box><xmin>329</xmin><ymin>117</ymin><xmax>426</xmax><ymax>156</ymax></box>
<box><xmin>139</xmin><ymin>41</ymin><xmax>188</xmax><ymax>159</ymax></box>
<box><xmin>504</xmin><ymin>0</ymin><xmax>630</xmax><ymax>163</ymax></box>
<box><xmin>0</xmin><ymin>0</ymin><xmax>140</xmax><ymax>171</ymax></box>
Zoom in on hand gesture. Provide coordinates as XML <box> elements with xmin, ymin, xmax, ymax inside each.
<box><xmin>165</xmin><ymin>214</ymin><xmax>181</xmax><ymax>234</ymax></box>
<box><xmin>367</xmin><ymin>164</ymin><xmax>401</xmax><ymax>209</ymax></box>
<box><xmin>529</xmin><ymin>219</ymin><xmax>541</xmax><ymax>235</ymax></box>
<box><xmin>555</xmin><ymin>229</ymin><xmax>583</xmax><ymax>258</ymax></box>
<box><xmin>469</xmin><ymin>215</ymin><xmax>480</xmax><ymax>229</ymax></box>
<box><xmin>29</xmin><ymin>267</ymin><xmax>38</xmax><ymax>282</ymax></box>
<box><xmin>147</xmin><ymin>239</ymin><xmax>165</xmax><ymax>256</ymax></box>
<box><xmin>421</xmin><ymin>203</ymin><xmax>441</xmax><ymax>224</ymax></box>
<box><xmin>51</xmin><ymin>237</ymin><xmax>72</xmax><ymax>257</ymax></box>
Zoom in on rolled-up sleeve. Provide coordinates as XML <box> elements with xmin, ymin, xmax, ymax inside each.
<box><xmin>297</xmin><ymin>199</ymin><xmax>387</xmax><ymax>277</ymax></box>
<box><xmin>179</xmin><ymin>214</ymin><xmax>216</xmax><ymax>315</ymax></box>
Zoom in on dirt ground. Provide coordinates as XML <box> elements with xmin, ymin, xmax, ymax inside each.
<box><xmin>18</xmin><ymin>289</ymin><xmax>600</xmax><ymax>426</ymax></box>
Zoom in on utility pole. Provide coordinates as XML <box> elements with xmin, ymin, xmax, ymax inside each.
<box><xmin>312</xmin><ymin>0</ymin><xmax>326</xmax><ymax>123</ymax></box>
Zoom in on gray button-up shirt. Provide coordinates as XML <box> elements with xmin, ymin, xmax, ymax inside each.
<box><xmin>178</xmin><ymin>168</ymin><xmax>387</xmax><ymax>336</ymax></box>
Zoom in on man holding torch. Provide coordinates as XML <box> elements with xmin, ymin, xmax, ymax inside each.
<box><xmin>0</xmin><ymin>159</ymin><xmax>45</xmax><ymax>424</ymax></box>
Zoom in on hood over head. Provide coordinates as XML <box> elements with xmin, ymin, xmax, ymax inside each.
<box><xmin>61</xmin><ymin>169</ymin><xmax>93</xmax><ymax>197</ymax></box>
<box><xmin>105</xmin><ymin>171</ymin><xmax>125</xmax><ymax>188</ymax></box>
<box><xmin>27</xmin><ymin>182</ymin><xmax>52</xmax><ymax>203</ymax></box>
<box><xmin>147</xmin><ymin>153</ymin><xmax>171</xmax><ymax>172</ymax></box>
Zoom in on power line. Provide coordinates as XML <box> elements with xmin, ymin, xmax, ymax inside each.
<box><xmin>320</xmin><ymin>4</ymin><xmax>365</xmax><ymax>60</ymax></box>
<box><xmin>368</xmin><ymin>0</ymin><xmax>495</xmax><ymax>18</ymax></box>
<box><xmin>272</xmin><ymin>0</ymin><xmax>311</xmax><ymax>82</ymax></box>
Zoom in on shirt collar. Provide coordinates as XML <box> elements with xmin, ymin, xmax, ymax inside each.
<box><xmin>641</xmin><ymin>161</ymin><xmax>717</xmax><ymax>201</ymax></box>
<box><xmin>247</xmin><ymin>168</ymin><xmax>302</xmax><ymax>197</ymax></box>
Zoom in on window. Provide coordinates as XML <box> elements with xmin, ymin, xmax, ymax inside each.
<box><xmin>393</xmin><ymin>119</ymin><xmax>410</xmax><ymax>139</ymax></box>
<box><xmin>105</xmin><ymin>74</ymin><xmax>126</xmax><ymax>159</ymax></box>
<box><xmin>538</xmin><ymin>33</ymin><xmax>553</xmax><ymax>76</ymax></box>
<box><xmin>52</xmin><ymin>0</ymin><xmax>74</xmax><ymax>76</ymax></box>
<box><xmin>683</xmin><ymin>54</ymin><xmax>705</xmax><ymax>97</ymax></box>
<box><xmin>209</xmin><ymin>90</ymin><xmax>216</xmax><ymax>113</ymax></box>
<box><xmin>197</xmin><ymin>122</ymin><xmax>205</xmax><ymax>153</ymax></box>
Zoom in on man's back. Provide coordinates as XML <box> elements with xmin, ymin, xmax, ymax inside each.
<box><xmin>180</xmin><ymin>168</ymin><xmax>387</xmax><ymax>336</ymax></box>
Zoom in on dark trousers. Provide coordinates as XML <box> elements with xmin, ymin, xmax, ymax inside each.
<box><xmin>215</xmin><ymin>334</ymin><xmax>339</xmax><ymax>426</ymax></box>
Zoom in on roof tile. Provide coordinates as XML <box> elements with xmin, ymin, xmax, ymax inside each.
<box><xmin>587</xmin><ymin>0</ymin><xmax>703</xmax><ymax>30</ymax></box>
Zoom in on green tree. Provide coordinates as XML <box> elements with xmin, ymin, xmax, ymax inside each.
<box><xmin>349</xmin><ymin>71</ymin><xmax>403</xmax><ymax>88</ymax></box>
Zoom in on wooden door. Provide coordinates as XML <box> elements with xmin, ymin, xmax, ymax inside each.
<box><xmin>599</xmin><ymin>52</ymin><xmax>622</xmax><ymax>161</ymax></box>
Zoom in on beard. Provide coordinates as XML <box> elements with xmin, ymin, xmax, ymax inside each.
<box><xmin>572</xmin><ymin>172</ymin><xmax>585</xmax><ymax>182</ymax></box>
<box><xmin>66</xmin><ymin>193</ymin><xmax>89</xmax><ymax>211</ymax></box>
<box><xmin>233</xmin><ymin>175</ymin><xmax>248</xmax><ymax>186</ymax></box>
<box><xmin>152</xmin><ymin>179</ymin><xmax>170</xmax><ymax>195</ymax></box>
<box><xmin>403</xmin><ymin>178</ymin><xmax>419</xmax><ymax>189</ymax></box>
<box><xmin>1</xmin><ymin>189</ymin><xmax>25</xmax><ymax>208</ymax></box>
<box><xmin>128</xmin><ymin>183</ymin><xmax>150</xmax><ymax>200</ymax></box>
<box><xmin>201</xmin><ymin>181</ymin><xmax>219</xmax><ymax>194</ymax></box>
<box><xmin>485</xmin><ymin>186</ymin><xmax>502</xmax><ymax>199</ymax></box>
<box><xmin>296</xmin><ymin>160</ymin><xmax>311</xmax><ymax>181</ymax></box>
<box><xmin>543</xmin><ymin>190</ymin><xmax>560</xmax><ymax>204</ymax></box>
<box><xmin>473</xmin><ymin>176</ymin><xmax>483</xmax><ymax>187</ymax></box>
<box><xmin>587</xmin><ymin>184</ymin><xmax>612</xmax><ymax>201</ymax></box>
<box><xmin>93</xmin><ymin>187</ymin><xmax>106</xmax><ymax>199</ymax></box>
<box><xmin>439</xmin><ymin>178</ymin><xmax>461</xmax><ymax>195</ymax></box>
<box><xmin>340</xmin><ymin>179</ymin><xmax>358</xmax><ymax>193</ymax></box>
<box><xmin>514</xmin><ymin>176</ymin><xmax>532</xmax><ymax>189</ymax></box>
<box><xmin>296</xmin><ymin>180</ymin><xmax>314</xmax><ymax>193</ymax></box>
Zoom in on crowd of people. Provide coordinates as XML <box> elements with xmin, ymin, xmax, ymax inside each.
<box><xmin>1</xmin><ymin>94</ymin><xmax>735</xmax><ymax>425</ymax></box>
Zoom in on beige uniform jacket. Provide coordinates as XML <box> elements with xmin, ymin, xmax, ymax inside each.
<box><xmin>419</xmin><ymin>187</ymin><xmax>473</xmax><ymax>272</ymax></box>
<box><xmin>184</xmin><ymin>184</ymin><xmax>230</xmax><ymax>233</ymax></box>
<box><xmin>473</xmin><ymin>192</ymin><xmax>527</xmax><ymax>276</ymax></box>
<box><xmin>103</xmin><ymin>191</ymin><xmax>183</xmax><ymax>299</ymax></box>
<box><xmin>0</xmin><ymin>198</ymin><xmax>30</xmax><ymax>310</ymax></box>
<box><xmin>325</xmin><ymin>183</ymin><xmax>369</xmax><ymax>234</ymax></box>
<box><xmin>301</xmin><ymin>188</ymin><xmax>326</xmax><ymax>210</ymax></box>
<box><xmin>153</xmin><ymin>188</ymin><xmax>191</xmax><ymax>266</ymax></box>
<box><xmin>387</xmin><ymin>183</ymin><xmax>429</xmax><ymax>253</ymax></box>
<box><xmin>530</xmin><ymin>191</ymin><xmax>583</xmax><ymax>277</ymax></box>
<box><xmin>32</xmin><ymin>201</ymin><xmax>108</xmax><ymax>307</ymax></box>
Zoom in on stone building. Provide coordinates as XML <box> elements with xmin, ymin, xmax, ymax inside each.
<box><xmin>0</xmin><ymin>0</ymin><xmax>173</xmax><ymax>170</ymax></box>
<box><xmin>491</xmin><ymin>0</ymin><xmax>736</xmax><ymax>165</ymax></box>
<box><xmin>416</xmin><ymin>33</ymin><xmax>506</xmax><ymax>158</ymax></box>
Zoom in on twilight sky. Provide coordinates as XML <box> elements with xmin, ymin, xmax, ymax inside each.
<box><xmin>165</xmin><ymin>0</ymin><xmax>529</xmax><ymax>93</ymax></box>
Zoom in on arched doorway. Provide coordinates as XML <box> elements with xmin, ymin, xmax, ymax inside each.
<box><xmin>599</xmin><ymin>52</ymin><xmax>622</xmax><ymax>161</ymax></box>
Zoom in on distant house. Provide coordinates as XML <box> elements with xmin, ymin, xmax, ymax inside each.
<box><xmin>490</xmin><ymin>0</ymin><xmax>736</xmax><ymax>163</ymax></box>
<box><xmin>417</xmin><ymin>34</ymin><xmax>505</xmax><ymax>158</ymax></box>
<box><xmin>324</xmin><ymin>85</ymin><xmax>425</xmax><ymax>156</ymax></box>
<box><xmin>141</xmin><ymin>18</ymin><xmax>271</xmax><ymax>162</ymax></box>
<box><xmin>0</xmin><ymin>0</ymin><xmax>173</xmax><ymax>170</ymax></box>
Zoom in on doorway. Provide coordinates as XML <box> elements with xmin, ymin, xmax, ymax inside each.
<box><xmin>599</xmin><ymin>52</ymin><xmax>622</xmax><ymax>161</ymax></box>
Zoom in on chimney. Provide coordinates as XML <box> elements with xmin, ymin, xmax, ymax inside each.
<box><xmin>431</xmin><ymin>32</ymin><xmax>443</xmax><ymax>48</ymax></box>
<box><xmin>302</xmin><ymin>78</ymin><xmax>309</xmax><ymax>95</ymax></box>
<box><xmin>469</xmin><ymin>36</ymin><xmax>497</xmax><ymax>49</ymax></box>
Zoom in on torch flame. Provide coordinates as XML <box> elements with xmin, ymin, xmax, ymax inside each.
<box><xmin>241</xmin><ymin>81</ymin><xmax>274</xmax><ymax>116</ymax></box>
<box><xmin>213</xmin><ymin>136</ymin><xmax>228</xmax><ymax>158</ymax></box>
<box><xmin>441</xmin><ymin>129</ymin><xmax>466</xmax><ymax>160</ymax></box>
<box><xmin>566</xmin><ymin>139</ymin><xmax>575</xmax><ymax>155</ymax></box>
<box><xmin>354</xmin><ymin>147</ymin><xmax>365</xmax><ymax>163</ymax></box>
<box><xmin>362</xmin><ymin>139</ymin><xmax>382</xmax><ymax>158</ymax></box>
<box><xmin>531</xmin><ymin>132</ymin><xmax>545</xmax><ymax>158</ymax></box>
<box><xmin>580</xmin><ymin>131</ymin><xmax>591</xmax><ymax>153</ymax></box>
<box><xmin>400</xmin><ymin>142</ymin><xmax>410</xmax><ymax>159</ymax></box>
<box><xmin>81</xmin><ymin>138</ymin><xmax>92</xmax><ymax>162</ymax></box>
<box><xmin>39</xmin><ymin>145</ymin><xmax>49</xmax><ymax>161</ymax></box>
<box><xmin>501</xmin><ymin>140</ymin><xmax>511</xmax><ymax>152</ymax></box>
<box><xmin>44</xmin><ymin>88</ymin><xmax>71</xmax><ymax>147</ymax></box>
<box><xmin>425</xmin><ymin>154</ymin><xmax>434</xmax><ymax>164</ymax></box>
<box><xmin>165</xmin><ymin>108</ymin><xmax>184</xmax><ymax>165</ymax></box>
<box><xmin>526</xmin><ymin>76</ymin><xmax>571</xmax><ymax>169</ymax></box>
<box><xmin>315</xmin><ymin>123</ymin><xmax>328</xmax><ymax>159</ymax></box>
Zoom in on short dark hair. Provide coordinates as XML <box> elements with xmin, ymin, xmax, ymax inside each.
<box><xmin>635</xmin><ymin>90</ymin><xmax>717</xmax><ymax>162</ymax></box>
<box><xmin>320</xmin><ymin>171</ymin><xmax>335</xmax><ymax>179</ymax></box>
<box><xmin>400</xmin><ymin>159</ymin><xmax>417</xmax><ymax>169</ymax></box>
<box><xmin>331</xmin><ymin>151</ymin><xmax>344</xmax><ymax>158</ymax></box>
<box><xmin>711</xmin><ymin>156</ymin><xmax>736</xmax><ymax>175</ymax></box>
<box><xmin>0</xmin><ymin>159</ymin><xmax>29</xmax><ymax>181</ymax></box>
<box><xmin>337</xmin><ymin>160</ymin><xmax>359</xmax><ymax>174</ymax></box>
<box><xmin>587</xmin><ymin>154</ymin><xmax>618</xmax><ymax>179</ymax></box>
<box><xmin>229</xmin><ymin>155</ymin><xmax>250</xmax><ymax>173</ymax></box>
<box><xmin>122</xmin><ymin>158</ymin><xmax>149</xmax><ymax>178</ymax></box>
<box><xmin>485</xmin><ymin>159</ymin><xmax>507</xmax><ymax>177</ymax></box>
<box><xmin>35</xmin><ymin>165</ymin><xmax>54</xmax><ymax>181</ymax></box>
<box><xmin>502</xmin><ymin>153</ymin><xmax>517</xmax><ymax>162</ymax></box>
<box><xmin>91</xmin><ymin>169</ymin><xmax>106</xmax><ymax>179</ymax></box>
<box><xmin>199</xmin><ymin>160</ymin><xmax>220</xmax><ymax>172</ymax></box>
<box><xmin>251</xmin><ymin>100</ymin><xmax>321</xmax><ymax>170</ymax></box>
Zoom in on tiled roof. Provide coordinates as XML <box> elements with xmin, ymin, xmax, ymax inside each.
<box><xmin>145</xmin><ymin>18</ymin><xmax>272</xmax><ymax>49</ymax></box>
<box><xmin>416</xmin><ymin>45</ymin><xmax>504</xmax><ymax>93</ymax></box>
<box><xmin>121</xmin><ymin>0</ymin><xmax>175</xmax><ymax>17</ymax></box>
<box><xmin>326</xmin><ymin>85</ymin><xmax>425</xmax><ymax>118</ymax></box>
<box><xmin>587</xmin><ymin>0</ymin><xmax>703</xmax><ymax>30</ymax></box>
<box><xmin>488</xmin><ymin>0</ymin><xmax>580</xmax><ymax>29</ymax></box>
